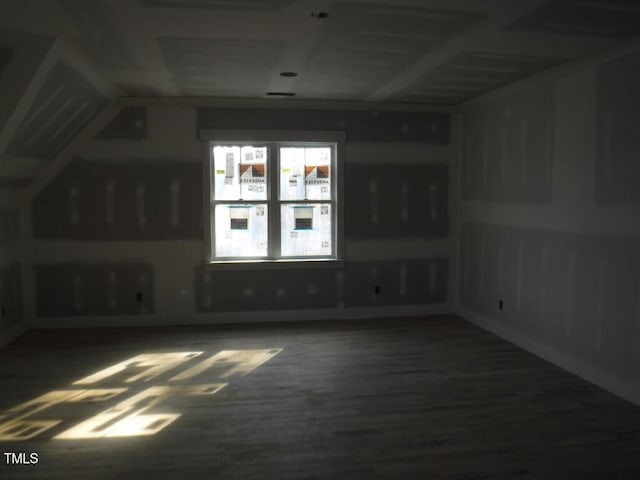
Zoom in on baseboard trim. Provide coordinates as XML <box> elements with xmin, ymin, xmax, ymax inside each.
<box><xmin>30</xmin><ymin>304</ymin><xmax>451</xmax><ymax>329</ymax></box>
<box><xmin>455</xmin><ymin>306</ymin><xmax>640</xmax><ymax>407</ymax></box>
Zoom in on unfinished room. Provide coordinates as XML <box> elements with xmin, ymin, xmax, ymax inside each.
<box><xmin>1</xmin><ymin>0</ymin><xmax>639</xmax><ymax>478</ymax></box>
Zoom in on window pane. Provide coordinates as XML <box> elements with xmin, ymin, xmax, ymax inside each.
<box><xmin>280</xmin><ymin>147</ymin><xmax>331</xmax><ymax>201</ymax></box>
<box><xmin>215</xmin><ymin>204</ymin><xmax>268</xmax><ymax>257</ymax></box>
<box><xmin>213</xmin><ymin>146</ymin><xmax>267</xmax><ymax>201</ymax></box>
<box><xmin>280</xmin><ymin>203</ymin><xmax>332</xmax><ymax>257</ymax></box>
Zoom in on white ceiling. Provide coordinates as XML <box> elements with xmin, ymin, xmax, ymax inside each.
<box><xmin>1</xmin><ymin>0</ymin><xmax>639</xmax><ymax>104</ymax></box>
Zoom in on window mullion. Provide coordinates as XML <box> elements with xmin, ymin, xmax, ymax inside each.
<box><xmin>270</xmin><ymin>143</ymin><xmax>281</xmax><ymax>259</ymax></box>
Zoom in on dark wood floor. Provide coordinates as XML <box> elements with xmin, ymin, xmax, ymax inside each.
<box><xmin>1</xmin><ymin>315</ymin><xmax>639</xmax><ymax>479</ymax></box>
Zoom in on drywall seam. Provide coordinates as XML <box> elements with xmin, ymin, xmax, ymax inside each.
<box><xmin>456</xmin><ymin>306</ymin><xmax>640</xmax><ymax>407</ymax></box>
<box><xmin>595</xmin><ymin>256</ymin><xmax>607</xmax><ymax>354</ymax></box>
<box><xmin>26</xmin><ymin>102</ymin><xmax>117</xmax><ymax>199</ymax></box>
<box><xmin>22</xmin><ymin>103</ymin><xmax>116</xmax><ymax>321</ymax></box>
<box><xmin>450</xmin><ymin>112</ymin><xmax>463</xmax><ymax>309</ymax></box>
<box><xmin>540</xmin><ymin>244</ymin><xmax>548</xmax><ymax>324</ymax></box>
<box><xmin>21</xmin><ymin>39</ymin><xmax>115</xmax><ymax>199</ymax></box>
<box><xmin>566</xmin><ymin>251</ymin><xmax>576</xmax><ymax>339</ymax></box>
<box><xmin>19</xmin><ymin>190</ymin><xmax>32</xmax><ymax>327</ymax></box>
<box><xmin>479</xmin><ymin>231</ymin><xmax>486</xmax><ymax>294</ymax></box>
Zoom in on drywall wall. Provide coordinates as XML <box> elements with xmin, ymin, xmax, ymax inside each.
<box><xmin>33</xmin><ymin>158</ymin><xmax>202</xmax><ymax>240</ymax></box>
<box><xmin>29</xmin><ymin>102</ymin><xmax>454</xmax><ymax>325</ymax></box>
<box><xmin>36</xmin><ymin>262</ymin><xmax>153</xmax><ymax>317</ymax></box>
<box><xmin>0</xmin><ymin>198</ymin><xmax>24</xmax><ymax>347</ymax></box>
<box><xmin>456</xmin><ymin>50</ymin><xmax>640</xmax><ymax>405</ymax></box>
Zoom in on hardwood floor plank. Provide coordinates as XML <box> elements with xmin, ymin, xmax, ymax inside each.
<box><xmin>0</xmin><ymin>316</ymin><xmax>639</xmax><ymax>479</ymax></box>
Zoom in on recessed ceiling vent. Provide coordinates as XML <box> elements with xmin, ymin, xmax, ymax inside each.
<box><xmin>266</xmin><ymin>92</ymin><xmax>296</xmax><ymax>97</ymax></box>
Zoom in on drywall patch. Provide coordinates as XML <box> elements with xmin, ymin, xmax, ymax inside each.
<box><xmin>345</xmin><ymin>164</ymin><xmax>449</xmax><ymax>239</ymax></box>
<box><xmin>5</xmin><ymin>61</ymin><xmax>108</xmax><ymax>161</ymax></box>
<box><xmin>595</xmin><ymin>53</ymin><xmax>640</xmax><ymax>204</ymax></box>
<box><xmin>345</xmin><ymin>259</ymin><xmax>448</xmax><ymax>307</ymax></box>
<box><xmin>0</xmin><ymin>263</ymin><xmax>23</xmax><ymax>330</ymax></box>
<box><xmin>170</xmin><ymin>179</ymin><xmax>181</xmax><ymax>227</ymax></box>
<box><xmin>95</xmin><ymin>106</ymin><xmax>148</xmax><ymax>140</ymax></box>
<box><xmin>194</xmin><ymin>266</ymin><xmax>338</xmax><ymax>312</ymax></box>
<box><xmin>36</xmin><ymin>263</ymin><xmax>154</xmax><ymax>317</ymax></box>
<box><xmin>32</xmin><ymin>158</ymin><xmax>202</xmax><ymax>240</ymax></box>
<box><xmin>136</xmin><ymin>182</ymin><xmax>147</xmax><ymax>228</ymax></box>
<box><xmin>197</xmin><ymin>108</ymin><xmax>450</xmax><ymax>144</ymax></box>
<box><xmin>461</xmin><ymin>83</ymin><xmax>554</xmax><ymax>202</ymax></box>
<box><xmin>105</xmin><ymin>180</ymin><xmax>116</xmax><ymax>225</ymax></box>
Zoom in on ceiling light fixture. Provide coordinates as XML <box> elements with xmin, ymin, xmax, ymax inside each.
<box><xmin>266</xmin><ymin>92</ymin><xmax>296</xmax><ymax>97</ymax></box>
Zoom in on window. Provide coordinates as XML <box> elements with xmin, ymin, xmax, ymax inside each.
<box><xmin>202</xmin><ymin>130</ymin><xmax>344</xmax><ymax>263</ymax></box>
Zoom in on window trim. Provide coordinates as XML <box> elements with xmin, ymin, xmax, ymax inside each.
<box><xmin>200</xmin><ymin>129</ymin><xmax>345</xmax><ymax>266</ymax></box>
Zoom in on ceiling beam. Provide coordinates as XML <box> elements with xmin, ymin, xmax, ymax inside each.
<box><xmin>366</xmin><ymin>0</ymin><xmax>558</xmax><ymax>101</ymax></box>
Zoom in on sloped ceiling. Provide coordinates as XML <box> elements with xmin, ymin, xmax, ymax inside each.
<box><xmin>0</xmin><ymin>32</ymin><xmax>111</xmax><ymax>187</ymax></box>
<box><xmin>1</xmin><ymin>0</ymin><xmax>638</xmax><ymax>105</ymax></box>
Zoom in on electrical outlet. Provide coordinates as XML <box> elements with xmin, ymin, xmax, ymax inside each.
<box><xmin>136</xmin><ymin>292</ymin><xmax>143</xmax><ymax>303</ymax></box>
<box><xmin>374</xmin><ymin>285</ymin><xmax>381</xmax><ymax>295</ymax></box>
<box><xmin>499</xmin><ymin>299</ymin><xmax>503</xmax><ymax>310</ymax></box>
<box><xmin>1</xmin><ymin>306</ymin><xmax>5</xmax><ymax>318</ymax></box>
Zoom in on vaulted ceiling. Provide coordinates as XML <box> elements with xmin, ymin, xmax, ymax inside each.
<box><xmin>2</xmin><ymin>0</ymin><xmax>639</xmax><ymax>104</ymax></box>
<box><xmin>0</xmin><ymin>0</ymin><xmax>639</xmax><ymax>187</ymax></box>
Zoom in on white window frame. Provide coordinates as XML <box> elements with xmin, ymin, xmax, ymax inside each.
<box><xmin>201</xmin><ymin>129</ymin><xmax>345</xmax><ymax>267</ymax></box>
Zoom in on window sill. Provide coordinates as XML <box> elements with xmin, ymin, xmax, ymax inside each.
<box><xmin>204</xmin><ymin>259</ymin><xmax>344</xmax><ymax>271</ymax></box>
